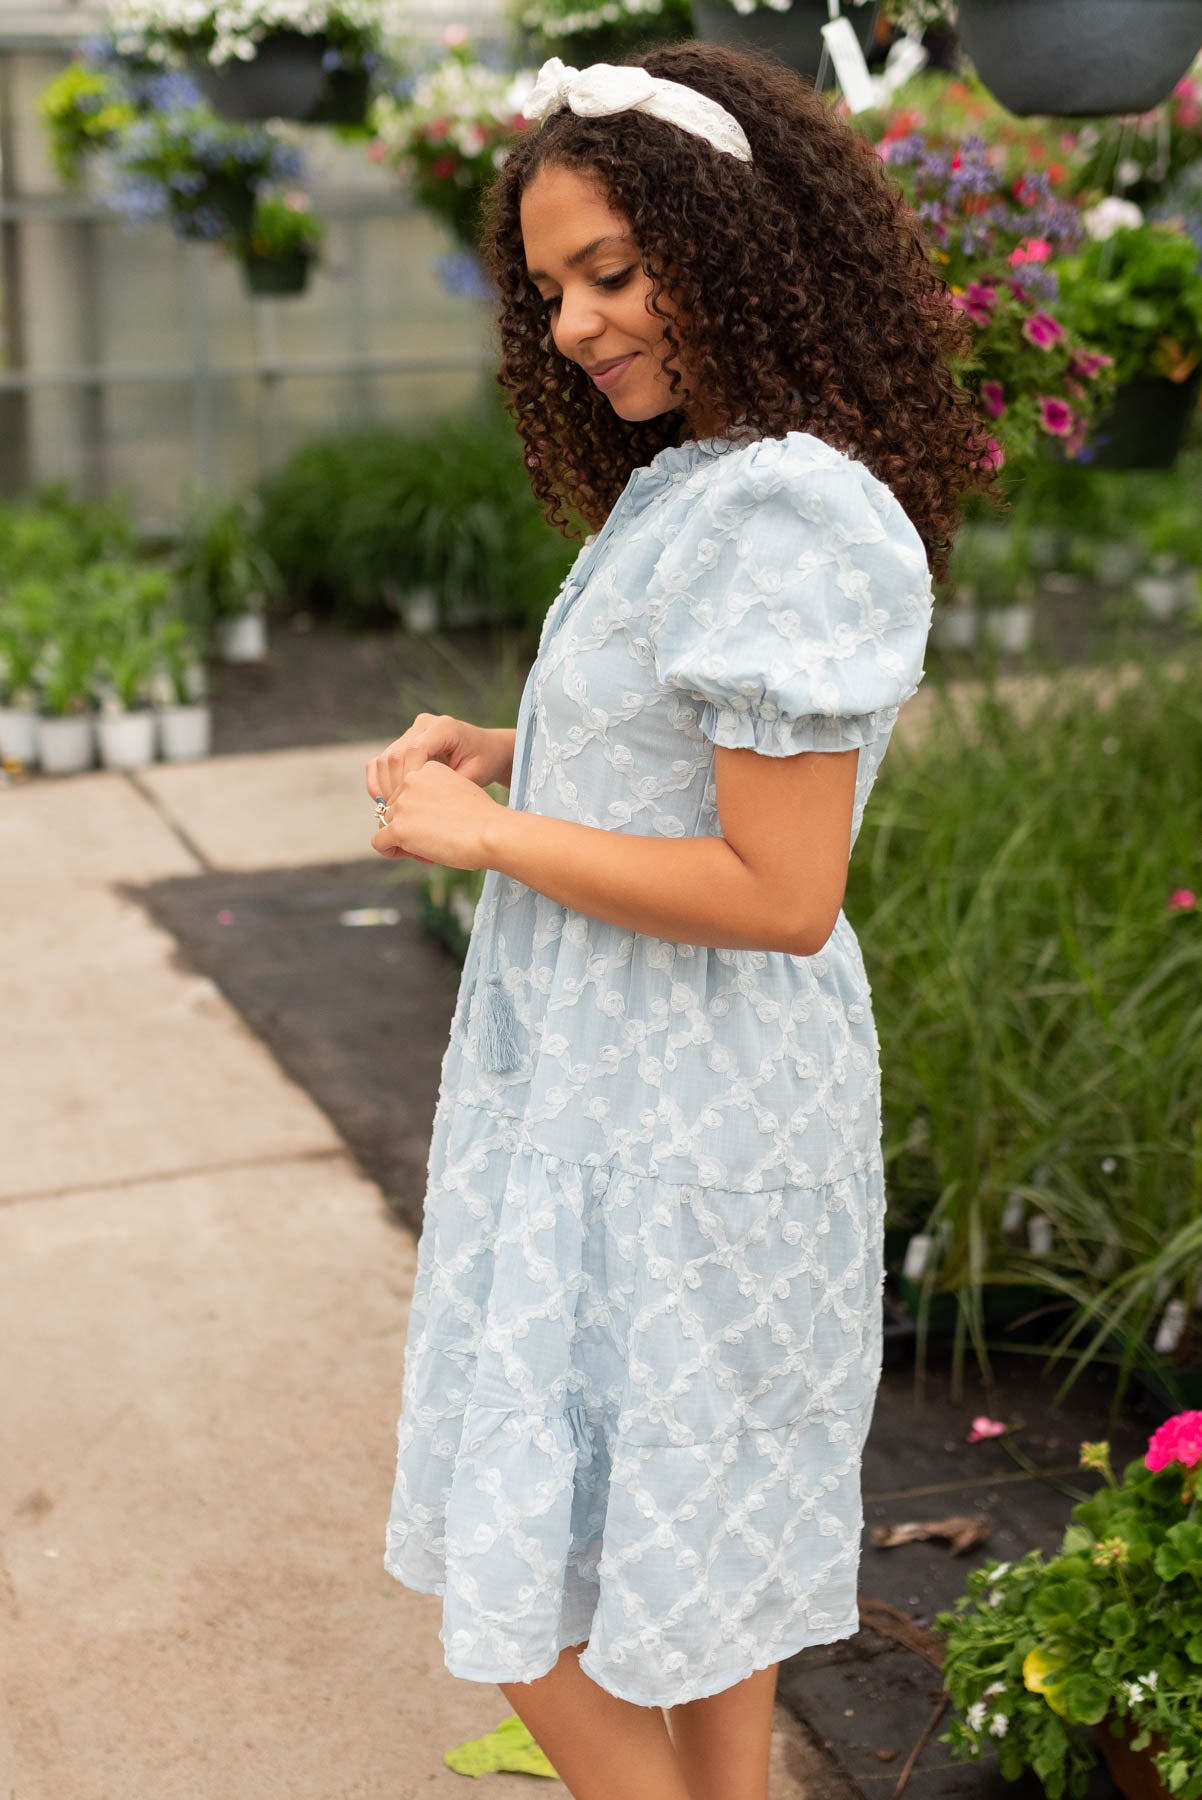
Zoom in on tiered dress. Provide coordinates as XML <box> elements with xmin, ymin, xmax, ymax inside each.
<box><xmin>383</xmin><ymin>426</ymin><xmax>935</xmax><ymax>1708</ymax></box>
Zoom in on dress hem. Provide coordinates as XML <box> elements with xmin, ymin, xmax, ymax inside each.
<box><xmin>383</xmin><ymin>1555</ymin><xmax>860</xmax><ymax>1708</ymax></box>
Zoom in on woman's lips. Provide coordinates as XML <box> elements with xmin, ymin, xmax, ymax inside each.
<box><xmin>590</xmin><ymin>354</ymin><xmax>636</xmax><ymax>391</ymax></box>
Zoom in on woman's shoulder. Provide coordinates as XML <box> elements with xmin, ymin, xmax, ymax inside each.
<box><xmin>670</xmin><ymin>428</ymin><xmax>928</xmax><ymax>570</ymax></box>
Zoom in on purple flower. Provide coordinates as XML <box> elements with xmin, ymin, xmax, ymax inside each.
<box><xmin>981</xmin><ymin>380</ymin><xmax>1006</xmax><ymax>418</ymax></box>
<box><xmin>1022</xmin><ymin>311</ymin><xmax>1065</xmax><ymax>350</ymax></box>
<box><xmin>1038</xmin><ymin>396</ymin><xmax>1075</xmax><ymax>436</ymax></box>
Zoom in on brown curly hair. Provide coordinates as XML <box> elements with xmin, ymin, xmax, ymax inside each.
<box><xmin>477</xmin><ymin>38</ymin><xmax>1005</xmax><ymax>582</ymax></box>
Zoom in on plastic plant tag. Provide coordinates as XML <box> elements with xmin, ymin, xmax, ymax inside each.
<box><xmin>903</xmin><ymin>1232</ymin><xmax>933</xmax><ymax>1280</ymax></box>
<box><xmin>339</xmin><ymin>907</ymin><xmax>401</xmax><ymax>927</ymax></box>
<box><xmin>1001</xmin><ymin>1191</ymin><xmax>1025</xmax><ymax>1234</ymax></box>
<box><xmin>1154</xmin><ymin>1298</ymin><xmax>1187</xmax><ymax>1356</ymax></box>
<box><xmin>819</xmin><ymin>14</ymin><xmax>877</xmax><ymax>114</ymax></box>
<box><xmin>1027</xmin><ymin>1215</ymin><xmax>1054</xmax><ymax>1257</ymax></box>
<box><xmin>444</xmin><ymin>1713</ymin><xmax>559</xmax><ymax>1779</ymax></box>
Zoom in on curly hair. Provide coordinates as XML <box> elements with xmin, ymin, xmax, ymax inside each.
<box><xmin>477</xmin><ymin>39</ymin><xmax>1005</xmax><ymax>582</ymax></box>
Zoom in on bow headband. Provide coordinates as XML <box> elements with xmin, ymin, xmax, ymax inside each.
<box><xmin>521</xmin><ymin>55</ymin><xmax>754</xmax><ymax>164</ymax></box>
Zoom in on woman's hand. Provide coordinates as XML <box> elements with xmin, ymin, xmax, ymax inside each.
<box><xmin>370</xmin><ymin>761</ymin><xmax>502</xmax><ymax>869</ymax></box>
<box><xmin>365</xmin><ymin>714</ymin><xmax>508</xmax><ymax>868</ymax></box>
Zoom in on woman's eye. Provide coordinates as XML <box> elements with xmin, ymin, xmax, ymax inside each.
<box><xmin>541</xmin><ymin>267</ymin><xmax>635</xmax><ymax>311</ymax></box>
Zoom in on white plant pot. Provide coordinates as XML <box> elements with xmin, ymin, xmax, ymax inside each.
<box><xmin>156</xmin><ymin>702</ymin><xmax>212</xmax><ymax>761</ymax></box>
<box><xmin>982</xmin><ymin>603</ymin><xmax>1035</xmax><ymax>653</ymax></box>
<box><xmin>36</xmin><ymin>713</ymin><xmax>95</xmax><ymax>775</ymax></box>
<box><xmin>97</xmin><ymin>708</ymin><xmax>157</xmax><ymax>770</ymax></box>
<box><xmin>931</xmin><ymin>605</ymin><xmax>980</xmax><ymax>650</ymax></box>
<box><xmin>0</xmin><ymin>703</ymin><xmax>39</xmax><ymax>766</ymax></box>
<box><xmin>1096</xmin><ymin>541</ymin><xmax>1142</xmax><ymax>588</ymax></box>
<box><xmin>1133</xmin><ymin>574</ymin><xmax>1183</xmax><ymax>621</ymax></box>
<box><xmin>216</xmin><ymin>611</ymin><xmax>267</xmax><ymax>662</ymax></box>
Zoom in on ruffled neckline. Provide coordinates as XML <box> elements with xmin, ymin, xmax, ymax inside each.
<box><xmin>637</xmin><ymin>426</ymin><xmax>763</xmax><ymax>481</ymax></box>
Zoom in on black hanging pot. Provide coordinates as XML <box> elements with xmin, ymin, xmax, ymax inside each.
<box><xmin>241</xmin><ymin>247</ymin><xmax>314</xmax><ymax>296</ymax></box>
<box><xmin>191</xmin><ymin>29</ymin><xmax>329</xmax><ymax>122</ymax></box>
<box><xmin>304</xmin><ymin>63</ymin><xmax>372</xmax><ymax>126</ymax></box>
<box><xmin>1085</xmin><ymin>365</ymin><xmax>1202</xmax><ymax>469</ymax></box>
<box><xmin>690</xmin><ymin>0</ymin><xmax>879</xmax><ymax>85</ymax></box>
<box><xmin>956</xmin><ymin>0</ymin><xmax>1202</xmax><ymax>118</ymax></box>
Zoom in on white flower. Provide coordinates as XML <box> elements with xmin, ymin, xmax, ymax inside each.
<box><xmin>1081</xmin><ymin>197</ymin><xmax>1144</xmax><ymax>241</ymax></box>
<box><xmin>987</xmin><ymin>1562</ymin><xmax>1011</xmax><ymax>1582</ymax></box>
<box><xmin>967</xmin><ymin>1700</ymin><xmax>988</xmax><ymax>1730</ymax></box>
<box><xmin>1142</xmin><ymin>1669</ymin><xmax>1159</xmax><ymax>1692</ymax></box>
<box><xmin>988</xmin><ymin>1588</ymin><xmax>1004</xmax><ymax>1607</ymax></box>
<box><xmin>1126</xmin><ymin>1680</ymin><xmax>1146</xmax><ymax>1706</ymax></box>
<box><xmin>984</xmin><ymin>1681</ymin><xmax>1007</xmax><ymax>1698</ymax></box>
<box><xmin>989</xmin><ymin>1713</ymin><xmax>1009</xmax><ymax>1738</ymax></box>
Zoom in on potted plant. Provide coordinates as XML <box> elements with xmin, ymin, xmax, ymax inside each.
<box><xmin>99</xmin><ymin>104</ymin><xmax>304</xmax><ymax>243</ymax></box>
<box><xmin>150</xmin><ymin>617</ymin><xmax>210</xmax><ymax>760</ymax></box>
<box><xmin>864</xmin><ymin>129</ymin><xmax>1118</xmax><ymax>474</ymax></box>
<box><xmin>1056</xmin><ymin>213</ymin><xmax>1202</xmax><ymax>469</ymax></box>
<box><xmin>88</xmin><ymin>561</ymin><xmax>174</xmax><ymax>769</ymax></box>
<box><xmin>31</xmin><ymin>615</ymin><xmax>97</xmax><ymax>776</ymax></box>
<box><xmin>106</xmin><ymin>0</ymin><xmax>389</xmax><ymax>123</ymax></box>
<box><xmin>37</xmin><ymin>59</ymin><xmax>137</xmax><ymax>189</ymax></box>
<box><xmin>508</xmin><ymin>0</ymin><xmax>693</xmax><ymax>68</ymax></box>
<box><xmin>689</xmin><ymin>0</ymin><xmax>881</xmax><ymax>86</ymax></box>
<box><xmin>370</xmin><ymin>40</ymin><xmax>536</xmax><ymax>254</ymax></box>
<box><xmin>234</xmin><ymin>190</ymin><xmax>323</xmax><ymax>296</ymax></box>
<box><xmin>936</xmin><ymin>1421</ymin><xmax>1202</xmax><ymax>1799</ymax></box>
<box><xmin>173</xmin><ymin>490</ymin><xmax>282</xmax><ymax>661</ymax></box>
<box><xmin>0</xmin><ymin>589</ymin><xmax>44</xmax><ymax>768</ymax></box>
<box><xmin>955</xmin><ymin>0</ymin><xmax>1202</xmax><ymax>119</ymax></box>
<box><xmin>1070</xmin><ymin>61</ymin><xmax>1202</xmax><ymax>214</ymax></box>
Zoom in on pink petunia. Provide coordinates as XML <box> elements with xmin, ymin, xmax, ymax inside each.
<box><xmin>1069</xmin><ymin>350</ymin><xmax>1115</xmax><ymax>379</ymax></box>
<box><xmin>1023</xmin><ymin>311</ymin><xmax>1065</xmax><ymax>351</ymax></box>
<box><xmin>1009</xmin><ymin>238</ymin><xmax>1053</xmax><ymax>266</ymax></box>
<box><xmin>1168</xmin><ymin>888</ymin><xmax>1197</xmax><ymax>912</ymax></box>
<box><xmin>1038</xmin><ymin>396</ymin><xmax>1075</xmax><ymax>436</ymax></box>
<box><xmin>981</xmin><ymin>380</ymin><xmax>1006</xmax><ymax>419</ymax></box>
<box><xmin>967</xmin><ymin>1415</ymin><xmax>1008</xmax><ymax>1442</ymax></box>
<box><xmin>1146</xmin><ymin>1410</ymin><xmax>1202</xmax><ymax>1471</ymax></box>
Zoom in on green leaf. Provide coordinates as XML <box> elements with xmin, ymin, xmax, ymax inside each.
<box><xmin>1099</xmin><ymin>1601</ymin><xmax>1136</xmax><ymax>1641</ymax></box>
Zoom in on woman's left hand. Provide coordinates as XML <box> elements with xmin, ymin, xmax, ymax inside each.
<box><xmin>370</xmin><ymin>759</ymin><xmax>502</xmax><ymax>870</ymax></box>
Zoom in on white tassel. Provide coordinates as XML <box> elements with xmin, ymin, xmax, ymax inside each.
<box><xmin>477</xmin><ymin>973</ymin><xmax>522</xmax><ymax>1072</ymax></box>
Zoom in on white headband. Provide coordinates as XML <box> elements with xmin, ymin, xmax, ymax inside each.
<box><xmin>521</xmin><ymin>56</ymin><xmax>754</xmax><ymax>164</ymax></box>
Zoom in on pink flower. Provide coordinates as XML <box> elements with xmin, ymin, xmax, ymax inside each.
<box><xmin>1009</xmin><ymin>237</ymin><xmax>1052</xmax><ymax>266</ymax></box>
<box><xmin>984</xmin><ymin>436</ymin><xmax>1005</xmax><ymax>470</ymax></box>
<box><xmin>442</xmin><ymin>21</ymin><xmax>470</xmax><ymax>45</ymax></box>
<box><xmin>426</xmin><ymin>118</ymin><xmax>451</xmax><ymax>141</ymax></box>
<box><xmin>431</xmin><ymin>155</ymin><xmax>458</xmax><ymax>179</ymax></box>
<box><xmin>1038</xmin><ymin>396</ymin><xmax>1075</xmax><ymax>436</ymax></box>
<box><xmin>1145</xmin><ymin>1410</ymin><xmax>1202</xmax><ymax>1472</ymax></box>
<box><xmin>366</xmin><ymin>139</ymin><xmax>388</xmax><ymax>163</ymax></box>
<box><xmin>981</xmin><ymin>380</ymin><xmax>1006</xmax><ymax>419</ymax></box>
<box><xmin>1069</xmin><ymin>350</ymin><xmax>1115</xmax><ymax>379</ymax></box>
<box><xmin>967</xmin><ymin>1415</ymin><xmax>1008</xmax><ymax>1442</ymax></box>
<box><xmin>1022</xmin><ymin>311</ymin><xmax>1065</xmax><ymax>350</ymax></box>
<box><xmin>1168</xmin><ymin>888</ymin><xmax>1197</xmax><ymax>912</ymax></box>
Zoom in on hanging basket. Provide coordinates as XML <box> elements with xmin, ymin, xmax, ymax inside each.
<box><xmin>1084</xmin><ymin>366</ymin><xmax>1202</xmax><ymax>469</ymax></box>
<box><xmin>304</xmin><ymin>63</ymin><xmax>372</xmax><ymax>126</ymax></box>
<box><xmin>1094</xmin><ymin>1710</ymin><xmax>1174</xmax><ymax>1800</ymax></box>
<box><xmin>191</xmin><ymin>29</ymin><xmax>329</xmax><ymax>122</ymax></box>
<box><xmin>240</xmin><ymin>246</ymin><xmax>314</xmax><ymax>296</ymax></box>
<box><xmin>956</xmin><ymin>0</ymin><xmax>1202</xmax><ymax>118</ymax></box>
<box><xmin>172</xmin><ymin>173</ymin><xmax>257</xmax><ymax>239</ymax></box>
<box><xmin>690</xmin><ymin>0</ymin><xmax>879</xmax><ymax>86</ymax></box>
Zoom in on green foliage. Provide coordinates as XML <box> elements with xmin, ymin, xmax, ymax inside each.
<box><xmin>852</xmin><ymin>651</ymin><xmax>1202</xmax><ymax>1390</ymax></box>
<box><xmin>937</xmin><ymin>1437</ymin><xmax>1202</xmax><ymax>1796</ymax></box>
<box><xmin>255</xmin><ymin>401</ymin><xmax>578</xmax><ymax>630</ymax></box>
<box><xmin>170</xmin><ymin>489</ymin><xmax>282</xmax><ymax>627</ymax></box>
<box><xmin>241</xmin><ymin>192</ymin><xmax>324</xmax><ymax>259</ymax></box>
<box><xmin>37</xmin><ymin>61</ymin><xmax>135</xmax><ymax>188</ymax></box>
<box><xmin>1057</xmin><ymin>223</ymin><xmax>1202</xmax><ymax>387</ymax></box>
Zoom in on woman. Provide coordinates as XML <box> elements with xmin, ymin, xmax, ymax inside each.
<box><xmin>370</xmin><ymin>40</ymin><xmax>999</xmax><ymax>1800</ymax></box>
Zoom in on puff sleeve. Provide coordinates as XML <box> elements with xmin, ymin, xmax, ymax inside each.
<box><xmin>647</xmin><ymin>436</ymin><xmax>934</xmax><ymax>755</ymax></box>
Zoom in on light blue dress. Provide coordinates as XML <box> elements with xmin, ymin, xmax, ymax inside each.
<box><xmin>383</xmin><ymin>427</ymin><xmax>935</xmax><ymax>1708</ymax></box>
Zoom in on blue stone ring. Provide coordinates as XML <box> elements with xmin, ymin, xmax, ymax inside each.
<box><xmin>374</xmin><ymin>794</ymin><xmax>389</xmax><ymax>825</ymax></box>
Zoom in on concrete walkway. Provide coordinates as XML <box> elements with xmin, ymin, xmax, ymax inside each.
<box><xmin>0</xmin><ymin>739</ymin><xmax>857</xmax><ymax>1800</ymax></box>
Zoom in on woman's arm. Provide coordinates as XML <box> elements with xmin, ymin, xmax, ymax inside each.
<box><xmin>481</xmin><ymin>726</ymin><xmax>517</xmax><ymax>788</ymax></box>
<box><xmin>481</xmin><ymin>743</ymin><xmax>858</xmax><ymax>956</ymax></box>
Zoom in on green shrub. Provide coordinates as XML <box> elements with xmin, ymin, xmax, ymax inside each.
<box><xmin>854</xmin><ymin>649</ymin><xmax>1202</xmax><ymax>1396</ymax></box>
<box><xmin>255</xmin><ymin>402</ymin><xmax>579</xmax><ymax>630</ymax></box>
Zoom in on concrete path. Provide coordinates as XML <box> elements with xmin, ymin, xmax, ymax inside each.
<box><xmin>0</xmin><ymin>744</ymin><xmax>857</xmax><ymax>1800</ymax></box>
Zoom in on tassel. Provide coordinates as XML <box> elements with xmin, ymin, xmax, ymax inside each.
<box><xmin>476</xmin><ymin>972</ymin><xmax>522</xmax><ymax>1072</ymax></box>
